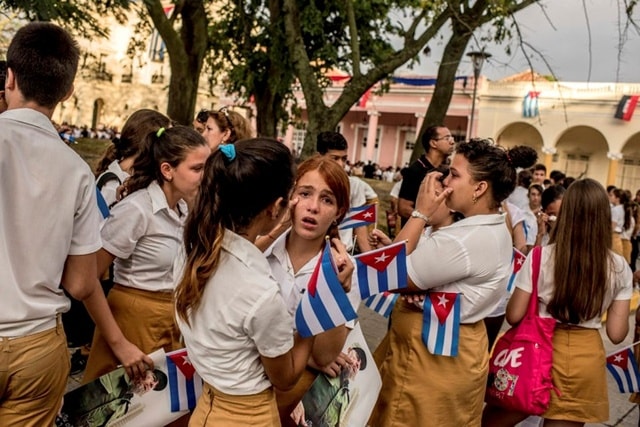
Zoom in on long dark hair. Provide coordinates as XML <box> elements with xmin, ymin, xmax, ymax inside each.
<box><xmin>175</xmin><ymin>138</ymin><xmax>295</xmax><ymax>325</ymax></box>
<box><xmin>548</xmin><ymin>179</ymin><xmax>615</xmax><ymax>323</ymax></box>
<box><xmin>96</xmin><ymin>109</ymin><xmax>171</xmax><ymax>176</ymax></box>
<box><xmin>124</xmin><ymin>125</ymin><xmax>207</xmax><ymax>197</ymax></box>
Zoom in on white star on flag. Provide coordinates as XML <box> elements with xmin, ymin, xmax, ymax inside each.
<box><xmin>182</xmin><ymin>355</ymin><xmax>192</xmax><ymax>365</ymax></box>
<box><xmin>363</xmin><ymin>212</ymin><xmax>373</xmax><ymax>218</ymax></box>
<box><xmin>374</xmin><ymin>252</ymin><xmax>389</xmax><ymax>263</ymax></box>
<box><xmin>516</xmin><ymin>257</ymin><xmax>524</xmax><ymax>266</ymax></box>
<box><xmin>614</xmin><ymin>354</ymin><xmax>624</xmax><ymax>363</ymax></box>
<box><xmin>437</xmin><ymin>294</ymin><xmax>448</xmax><ymax>307</ymax></box>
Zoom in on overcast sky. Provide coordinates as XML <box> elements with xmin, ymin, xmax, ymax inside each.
<box><xmin>404</xmin><ymin>0</ymin><xmax>640</xmax><ymax>83</ymax></box>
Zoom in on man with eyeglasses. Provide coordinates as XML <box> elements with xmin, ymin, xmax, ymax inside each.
<box><xmin>398</xmin><ymin>125</ymin><xmax>454</xmax><ymax>226</ymax></box>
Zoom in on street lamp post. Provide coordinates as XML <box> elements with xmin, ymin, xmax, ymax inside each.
<box><xmin>466</xmin><ymin>50</ymin><xmax>491</xmax><ymax>138</ymax></box>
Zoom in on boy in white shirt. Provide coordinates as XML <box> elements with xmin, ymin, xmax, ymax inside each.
<box><xmin>0</xmin><ymin>22</ymin><xmax>149</xmax><ymax>426</ymax></box>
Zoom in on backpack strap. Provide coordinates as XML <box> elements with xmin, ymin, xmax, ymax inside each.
<box><xmin>527</xmin><ymin>246</ymin><xmax>542</xmax><ymax>316</ymax></box>
<box><xmin>96</xmin><ymin>171</ymin><xmax>121</xmax><ymax>190</ymax></box>
<box><xmin>96</xmin><ymin>187</ymin><xmax>110</xmax><ymax>219</ymax></box>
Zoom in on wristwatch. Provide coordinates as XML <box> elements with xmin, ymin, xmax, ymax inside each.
<box><xmin>411</xmin><ymin>210</ymin><xmax>430</xmax><ymax>224</ymax></box>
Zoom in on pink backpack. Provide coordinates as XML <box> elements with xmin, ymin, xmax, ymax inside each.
<box><xmin>485</xmin><ymin>246</ymin><xmax>557</xmax><ymax>415</ymax></box>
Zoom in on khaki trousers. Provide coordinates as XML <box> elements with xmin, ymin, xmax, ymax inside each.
<box><xmin>190</xmin><ymin>383</ymin><xmax>280</xmax><ymax>426</ymax></box>
<box><xmin>83</xmin><ymin>284</ymin><xmax>182</xmax><ymax>382</ymax></box>
<box><xmin>0</xmin><ymin>319</ymin><xmax>69</xmax><ymax>426</ymax></box>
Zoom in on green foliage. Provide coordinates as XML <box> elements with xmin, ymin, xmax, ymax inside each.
<box><xmin>205</xmin><ymin>0</ymin><xmax>443</xmax><ymax>135</ymax></box>
<box><xmin>0</xmin><ymin>0</ymin><xmax>131</xmax><ymax>37</ymax></box>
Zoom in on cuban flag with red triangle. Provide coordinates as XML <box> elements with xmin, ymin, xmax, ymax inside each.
<box><xmin>295</xmin><ymin>241</ymin><xmax>359</xmax><ymax>338</ymax></box>
<box><xmin>355</xmin><ymin>241</ymin><xmax>407</xmax><ymax>299</ymax></box>
<box><xmin>339</xmin><ymin>204</ymin><xmax>377</xmax><ymax>230</ymax></box>
<box><xmin>166</xmin><ymin>348</ymin><xmax>203</xmax><ymax>412</ymax></box>
<box><xmin>606</xmin><ymin>348</ymin><xmax>640</xmax><ymax>393</ymax></box>
<box><xmin>422</xmin><ymin>292</ymin><xmax>461</xmax><ymax>357</ymax></box>
<box><xmin>507</xmin><ymin>248</ymin><xmax>527</xmax><ymax>293</ymax></box>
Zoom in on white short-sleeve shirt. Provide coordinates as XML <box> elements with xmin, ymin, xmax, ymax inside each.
<box><xmin>97</xmin><ymin>160</ymin><xmax>130</xmax><ymax>207</ymax></box>
<box><xmin>407</xmin><ymin>214</ymin><xmax>513</xmax><ymax>323</ymax></box>
<box><xmin>522</xmin><ymin>209</ymin><xmax>538</xmax><ymax>246</ymax></box>
<box><xmin>177</xmin><ymin>230</ymin><xmax>294</xmax><ymax>395</ymax></box>
<box><xmin>514</xmin><ymin>244</ymin><xmax>633</xmax><ymax>329</ymax></box>
<box><xmin>101</xmin><ymin>181</ymin><xmax>187</xmax><ymax>292</ymax></box>
<box><xmin>0</xmin><ymin>109</ymin><xmax>102</xmax><ymax>337</ymax></box>
<box><xmin>390</xmin><ymin>180</ymin><xmax>402</xmax><ymax>199</ymax></box>
<box><xmin>265</xmin><ymin>231</ymin><xmax>361</xmax><ymax>326</ymax></box>
<box><xmin>506</xmin><ymin>186</ymin><xmax>530</xmax><ymax>212</ymax></box>
<box><xmin>612</xmin><ymin>204</ymin><xmax>624</xmax><ymax>233</ymax></box>
<box><xmin>339</xmin><ymin>176</ymin><xmax>370</xmax><ymax>251</ymax></box>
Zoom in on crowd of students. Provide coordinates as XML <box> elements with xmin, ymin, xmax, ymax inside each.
<box><xmin>1</xmin><ymin>22</ymin><xmax>636</xmax><ymax>427</ymax></box>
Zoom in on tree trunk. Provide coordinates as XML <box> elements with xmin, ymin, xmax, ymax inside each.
<box><xmin>410</xmin><ymin>26</ymin><xmax>474</xmax><ymax>163</ymax></box>
<box><xmin>254</xmin><ymin>85</ymin><xmax>280</xmax><ymax>138</ymax></box>
<box><xmin>144</xmin><ymin>0</ymin><xmax>208</xmax><ymax>125</ymax></box>
<box><xmin>282</xmin><ymin>0</ymin><xmax>452</xmax><ymax>161</ymax></box>
<box><xmin>252</xmin><ymin>0</ymin><xmax>291</xmax><ymax>138</ymax></box>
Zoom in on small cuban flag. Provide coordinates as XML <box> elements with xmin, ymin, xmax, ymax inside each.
<box><xmin>339</xmin><ymin>203</ymin><xmax>377</xmax><ymax>230</ymax></box>
<box><xmin>422</xmin><ymin>292</ymin><xmax>461</xmax><ymax>357</ymax></box>
<box><xmin>523</xmin><ymin>91</ymin><xmax>540</xmax><ymax>118</ymax></box>
<box><xmin>355</xmin><ymin>241</ymin><xmax>407</xmax><ymax>299</ymax></box>
<box><xmin>364</xmin><ymin>292</ymin><xmax>398</xmax><ymax>318</ymax></box>
<box><xmin>507</xmin><ymin>248</ymin><xmax>527</xmax><ymax>293</ymax></box>
<box><xmin>295</xmin><ymin>240</ymin><xmax>359</xmax><ymax>338</ymax></box>
<box><xmin>606</xmin><ymin>348</ymin><xmax>640</xmax><ymax>393</ymax></box>
<box><xmin>166</xmin><ymin>348</ymin><xmax>203</xmax><ymax>412</ymax></box>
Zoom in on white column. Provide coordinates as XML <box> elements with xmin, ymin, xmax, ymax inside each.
<box><xmin>415</xmin><ymin>113</ymin><xmax>425</xmax><ymax>137</ymax></box>
<box><xmin>365</xmin><ymin>111</ymin><xmax>380</xmax><ymax>162</ymax></box>
<box><xmin>283</xmin><ymin>124</ymin><xmax>294</xmax><ymax>150</ymax></box>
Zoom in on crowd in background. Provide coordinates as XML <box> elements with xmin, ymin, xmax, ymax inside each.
<box><xmin>1</xmin><ymin>21</ymin><xmax>637</xmax><ymax>427</ymax></box>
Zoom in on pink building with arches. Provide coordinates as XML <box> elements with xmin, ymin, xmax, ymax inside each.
<box><xmin>283</xmin><ymin>71</ymin><xmax>640</xmax><ymax>189</ymax></box>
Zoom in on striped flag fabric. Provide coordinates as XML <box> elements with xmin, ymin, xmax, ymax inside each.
<box><xmin>507</xmin><ymin>248</ymin><xmax>527</xmax><ymax>293</ymax></box>
<box><xmin>148</xmin><ymin>5</ymin><xmax>174</xmax><ymax>62</ymax></box>
<box><xmin>606</xmin><ymin>348</ymin><xmax>640</xmax><ymax>393</ymax></box>
<box><xmin>523</xmin><ymin>91</ymin><xmax>540</xmax><ymax>117</ymax></box>
<box><xmin>364</xmin><ymin>292</ymin><xmax>398</xmax><ymax>318</ymax></box>
<box><xmin>615</xmin><ymin>95</ymin><xmax>639</xmax><ymax>121</ymax></box>
<box><xmin>422</xmin><ymin>292</ymin><xmax>461</xmax><ymax>357</ymax></box>
<box><xmin>355</xmin><ymin>241</ymin><xmax>408</xmax><ymax>299</ymax></box>
<box><xmin>295</xmin><ymin>241</ymin><xmax>359</xmax><ymax>337</ymax></box>
<box><xmin>166</xmin><ymin>348</ymin><xmax>203</xmax><ymax>412</ymax></box>
<box><xmin>339</xmin><ymin>204</ymin><xmax>377</xmax><ymax>230</ymax></box>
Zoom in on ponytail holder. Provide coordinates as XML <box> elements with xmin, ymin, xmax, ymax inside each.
<box><xmin>506</xmin><ymin>152</ymin><xmax>512</xmax><ymax>165</ymax></box>
<box><xmin>156</xmin><ymin>127</ymin><xmax>166</xmax><ymax>138</ymax></box>
<box><xmin>219</xmin><ymin>144</ymin><xmax>236</xmax><ymax>162</ymax></box>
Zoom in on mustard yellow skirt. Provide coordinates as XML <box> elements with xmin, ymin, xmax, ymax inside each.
<box><xmin>83</xmin><ymin>284</ymin><xmax>182</xmax><ymax>382</ymax></box>
<box><xmin>370</xmin><ymin>299</ymin><xmax>489</xmax><ymax>427</ymax></box>
<box><xmin>612</xmin><ymin>233</ymin><xmax>624</xmax><ymax>258</ymax></box>
<box><xmin>190</xmin><ymin>383</ymin><xmax>280</xmax><ymax>426</ymax></box>
<box><xmin>543</xmin><ymin>325</ymin><xmax>608</xmax><ymax>422</ymax></box>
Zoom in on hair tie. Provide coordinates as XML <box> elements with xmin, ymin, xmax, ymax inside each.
<box><xmin>219</xmin><ymin>144</ymin><xmax>236</xmax><ymax>162</ymax></box>
<box><xmin>506</xmin><ymin>152</ymin><xmax>512</xmax><ymax>165</ymax></box>
<box><xmin>156</xmin><ymin>127</ymin><xmax>166</xmax><ymax>138</ymax></box>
